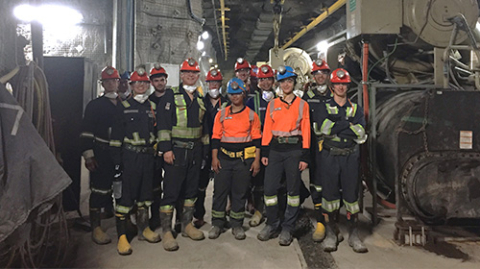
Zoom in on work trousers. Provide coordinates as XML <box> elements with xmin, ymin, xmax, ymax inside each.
<box><xmin>89</xmin><ymin>144</ymin><xmax>115</xmax><ymax>209</ymax></box>
<box><xmin>212</xmin><ymin>153</ymin><xmax>253</xmax><ymax>228</ymax></box>
<box><xmin>264</xmin><ymin>149</ymin><xmax>303</xmax><ymax>232</ymax></box>
<box><xmin>319</xmin><ymin>148</ymin><xmax>360</xmax><ymax>215</ymax></box>
<box><xmin>116</xmin><ymin>150</ymin><xmax>154</xmax><ymax>214</ymax></box>
<box><xmin>160</xmin><ymin>143</ymin><xmax>202</xmax><ymax>208</ymax></box>
<box><xmin>194</xmin><ymin>151</ymin><xmax>212</xmax><ymax>220</ymax></box>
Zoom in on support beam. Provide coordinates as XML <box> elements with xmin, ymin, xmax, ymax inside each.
<box><xmin>281</xmin><ymin>0</ymin><xmax>345</xmax><ymax>49</ymax></box>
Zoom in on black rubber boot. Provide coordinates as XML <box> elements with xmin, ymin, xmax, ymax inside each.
<box><xmin>348</xmin><ymin>214</ymin><xmax>368</xmax><ymax>253</ymax></box>
<box><xmin>150</xmin><ymin>194</ymin><xmax>161</xmax><ymax>231</ymax></box>
<box><xmin>115</xmin><ymin>213</ymin><xmax>132</xmax><ymax>255</ymax></box>
<box><xmin>312</xmin><ymin>204</ymin><xmax>325</xmax><ymax>242</ymax></box>
<box><xmin>322</xmin><ymin>213</ymin><xmax>338</xmax><ymax>252</ymax></box>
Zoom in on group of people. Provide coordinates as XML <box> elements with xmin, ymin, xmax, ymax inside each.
<box><xmin>80</xmin><ymin>57</ymin><xmax>368</xmax><ymax>256</ymax></box>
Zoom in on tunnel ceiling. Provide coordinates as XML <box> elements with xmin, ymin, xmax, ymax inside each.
<box><xmin>202</xmin><ymin>0</ymin><xmax>345</xmax><ymax>72</ymax></box>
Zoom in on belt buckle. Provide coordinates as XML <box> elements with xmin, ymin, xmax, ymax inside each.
<box><xmin>187</xmin><ymin>141</ymin><xmax>195</xmax><ymax>149</ymax></box>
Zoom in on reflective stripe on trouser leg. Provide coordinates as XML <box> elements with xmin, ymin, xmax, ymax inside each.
<box><xmin>212</xmin><ymin>154</ymin><xmax>232</xmax><ymax>228</ymax></box>
<box><xmin>264</xmin><ymin>195</ymin><xmax>278</xmax><ymax>206</ymax></box>
<box><xmin>263</xmin><ymin>150</ymin><xmax>285</xmax><ymax>228</ymax></box>
<box><xmin>344</xmin><ymin>200</ymin><xmax>360</xmax><ymax>214</ymax></box>
<box><xmin>281</xmin><ymin>149</ymin><xmax>303</xmax><ymax>232</ymax></box>
<box><xmin>229</xmin><ymin>158</ymin><xmax>253</xmax><ymax>227</ymax></box>
<box><xmin>322</xmin><ymin>198</ymin><xmax>341</xmax><ymax>213</ymax></box>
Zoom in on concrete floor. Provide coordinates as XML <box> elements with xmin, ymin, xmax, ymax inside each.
<box><xmin>71</xmin><ymin>166</ymin><xmax>480</xmax><ymax>268</ymax></box>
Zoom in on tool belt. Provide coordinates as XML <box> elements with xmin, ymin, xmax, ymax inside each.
<box><xmin>220</xmin><ymin>146</ymin><xmax>256</xmax><ymax>160</ymax></box>
<box><xmin>173</xmin><ymin>140</ymin><xmax>198</xmax><ymax>150</ymax></box>
<box><xmin>324</xmin><ymin>145</ymin><xmax>356</xmax><ymax>156</ymax></box>
<box><xmin>274</xmin><ymin>136</ymin><xmax>301</xmax><ymax>144</ymax></box>
<box><xmin>123</xmin><ymin>144</ymin><xmax>156</xmax><ymax>155</ymax></box>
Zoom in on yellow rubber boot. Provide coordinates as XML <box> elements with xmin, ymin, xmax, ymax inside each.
<box><xmin>117</xmin><ymin>235</ymin><xmax>132</xmax><ymax>255</ymax></box>
<box><xmin>249</xmin><ymin>210</ymin><xmax>264</xmax><ymax>227</ymax></box>
<box><xmin>183</xmin><ymin>223</ymin><xmax>205</xmax><ymax>240</ymax></box>
<box><xmin>312</xmin><ymin>222</ymin><xmax>326</xmax><ymax>242</ymax></box>
<box><xmin>162</xmin><ymin>231</ymin><xmax>179</xmax><ymax>251</ymax></box>
<box><xmin>92</xmin><ymin>226</ymin><xmax>112</xmax><ymax>245</ymax></box>
<box><xmin>140</xmin><ymin>227</ymin><xmax>161</xmax><ymax>243</ymax></box>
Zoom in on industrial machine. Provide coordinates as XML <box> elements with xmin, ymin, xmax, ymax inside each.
<box><xmin>339</xmin><ymin>0</ymin><xmax>480</xmax><ymax>245</ymax></box>
<box><xmin>277</xmin><ymin>0</ymin><xmax>480</xmax><ymax>245</ymax></box>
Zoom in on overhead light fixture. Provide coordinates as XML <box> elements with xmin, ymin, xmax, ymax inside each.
<box><xmin>14</xmin><ymin>4</ymin><xmax>83</xmax><ymax>26</ymax></box>
<box><xmin>316</xmin><ymin>40</ymin><xmax>330</xmax><ymax>53</ymax></box>
<box><xmin>208</xmin><ymin>58</ymin><xmax>213</xmax><ymax>64</ymax></box>
<box><xmin>197</xmin><ymin>40</ymin><xmax>205</xmax><ymax>51</ymax></box>
<box><xmin>201</xmin><ymin>51</ymin><xmax>206</xmax><ymax>57</ymax></box>
<box><xmin>201</xmin><ymin>31</ymin><xmax>209</xmax><ymax>40</ymax></box>
<box><xmin>14</xmin><ymin>4</ymin><xmax>83</xmax><ymax>41</ymax></box>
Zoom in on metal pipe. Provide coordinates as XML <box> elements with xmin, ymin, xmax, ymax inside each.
<box><xmin>187</xmin><ymin>0</ymin><xmax>205</xmax><ymax>25</ymax></box>
<box><xmin>220</xmin><ymin>0</ymin><xmax>228</xmax><ymax>60</ymax></box>
<box><xmin>281</xmin><ymin>0</ymin><xmax>346</xmax><ymax>49</ymax></box>
<box><xmin>362</xmin><ymin>41</ymin><xmax>369</xmax><ymax>120</ymax></box>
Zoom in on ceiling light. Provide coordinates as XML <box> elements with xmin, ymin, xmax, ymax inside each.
<box><xmin>316</xmin><ymin>41</ymin><xmax>330</xmax><ymax>53</ymax></box>
<box><xmin>201</xmin><ymin>31</ymin><xmax>209</xmax><ymax>40</ymax></box>
<box><xmin>197</xmin><ymin>41</ymin><xmax>205</xmax><ymax>51</ymax></box>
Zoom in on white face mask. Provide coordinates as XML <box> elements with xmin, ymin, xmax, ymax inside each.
<box><xmin>133</xmin><ymin>94</ymin><xmax>149</xmax><ymax>103</ymax></box>
<box><xmin>104</xmin><ymin>92</ymin><xmax>118</xmax><ymax>99</ymax></box>
<box><xmin>293</xmin><ymin>89</ymin><xmax>304</xmax><ymax>98</ymax></box>
<box><xmin>183</xmin><ymin>85</ymin><xmax>197</xmax><ymax>93</ymax></box>
<box><xmin>208</xmin><ymin>88</ymin><xmax>220</xmax><ymax>99</ymax></box>
<box><xmin>262</xmin><ymin>90</ymin><xmax>274</xmax><ymax>102</ymax></box>
<box><xmin>317</xmin><ymin>84</ymin><xmax>328</xmax><ymax>94</ymax></box>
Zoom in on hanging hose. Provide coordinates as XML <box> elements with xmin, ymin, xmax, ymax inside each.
<box><xmin>0</xmin><ymin>63</ymin><xmax>65</xmax><ymax>267</ymax></box>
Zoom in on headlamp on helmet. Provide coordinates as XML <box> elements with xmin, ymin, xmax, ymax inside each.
<box><xmin>261</xmin><ymin>66</ymin><xmax>269</xmax><ymax>74</ymax></box>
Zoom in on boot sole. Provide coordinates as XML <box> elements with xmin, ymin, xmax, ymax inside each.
<box><xmin>164</xmin><ymin>245</ymin><xmax>179</xmax><ymax>251</ymax></box>
<box><xmin>181</xmin><ymin>233</ymin><xmax>205</xmax><ymax>240</ymax></box>
<box><xmin>279</xmin><ymin>239</ymin><xmax>293</xmax><ymax>246</ymax></box>
<box><xmin>257</xmin><ymin>231</ymin><xmax>279</xmax><ymax>241</ymax></box>
<box><xmin>349</xmin><ymin>243</ymin><xmax>368</xmax><ymax>253</ymax></box>
<box><xmin>138</xmin><ymin>237</ymin><xmax>162</xmax><ymax>243</ymax></box>
<box><xmin>92</xmin><ymin>236</ymin><xmax>112</xmax><ymax>245</ymax></box>
<box><xmin>323</xmin><ymin>246</ymin><xmax>338</xmax><ymax>252</ymax></box>
<box><xmin>117</xmin><ymin>249</ymin><xmax>132</xmax><ymax>256</ymax></box>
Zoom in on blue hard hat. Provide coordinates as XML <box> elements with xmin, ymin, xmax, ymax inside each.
<box><xmin>120</xmin><ymin>71</ymin><xmax>130</xmax><ymax>80</ymax></box>
<box><xmin>276</xmin><ymin>65</ymin><xmax>297</xmax><ymax>81</ymax></box>
<box><xmin>227</xmin><ymin>78</ymin><xmax>246</xmax><ymax>94</ymax></box>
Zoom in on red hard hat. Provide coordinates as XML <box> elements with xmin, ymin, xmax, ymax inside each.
<box><xmin>235</xmin><ymin>58</ymin><xmax>251</xmax><ymax>71</ymax></box>
<box><xmin>206</xmin><ymin>69</ymin><xmax>223</xmax><ymax>81</ymax></box>
<box><xmin>257</xmin><ymin>64</ymin><xmax>274</xmax><ymax>79</ymax></box>
<box><xmin>130</xmin><ymin>68</ymin><xmax>150</xmax><ymax>83</ymax></box>
<box><xmin>101</xmin><ymin>66</ymin><xmax>120</xmax><ymax>80</ymax></box>
<box><xmin>250</xmin><ymin>65</ymin><xmax>258</xmax><ymax>78</ymax></box>
<box><xmin>150</xmin><ymin>63</ymin><xmax>168</xmax><ymax>78</ymax></box>
<box><xmin>311</xmin><ymin>59</ymin><xmax>330</xmax><ymax>73</ymax></box>
<box><xmin>180</xmin><ymin>58</ymin><xmax>200</xmax><ymax>72</ymax></box>
<box><xmin>330</xmin><ymin>68</ymin><xmax>351</xmax><ymax>84</ymax></box>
